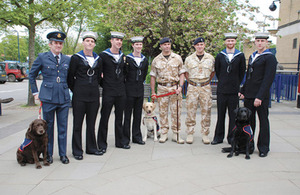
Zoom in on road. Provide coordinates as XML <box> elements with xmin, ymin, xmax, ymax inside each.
<box><xmin>0</xmin><ymin>79</ymin><xmax>42</xmax><ymax>139</ymax></box>
<box><xmin>0</xmin><ymin>79</ymin><xmax>41</xmax><ymax>104</ymax></box>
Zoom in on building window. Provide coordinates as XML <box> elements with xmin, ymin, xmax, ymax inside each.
<box><xmin>293</xmin><ymin>38</ymin><xmax>297</xmax><ymax>49</ymax></box>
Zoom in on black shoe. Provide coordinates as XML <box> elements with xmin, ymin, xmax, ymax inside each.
<box><xmin>99</xmin><ymin>148</ymin><xmax>106</xmax><ymax>153</ymax></box>
<box><xmin>86</xmin><ymin>151</ymin><xmax>103</xmax><ymax>156</ymax></box>
<box><xmin>259</xmin><ymin>152</ymin><xmax>268</xmax><ymax>157</ymax></box>
<box><xmin>116</xmin><ymin>145</ymin><xmax>131</xmax><ymax>149</ymax></box>
<box><xmin>133</xmin><ymin>140</ymin><xmax>145</xmax><ymax>145</ymax></box>
<box><xmin>73</xmin><ymin>155</ymin><xmax>83</xmax><ymax>160</ymax></box>
<box><xmin>211</xmin><ymin>140</ymin><xmax>223</xmax><ymax>145</ymax></box>
<box><xmin>60</xmin><ymin>156</ymin><xmax>69</xmax><ymax>164</ymax></box>
<box><xmin>47</xmin><ymin>156</ymin><xmax>53</xmax><ymax>164</ymax></box>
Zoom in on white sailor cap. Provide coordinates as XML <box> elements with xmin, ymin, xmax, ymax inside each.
<box><xmin>82</xmin><ymin>31</ymin><xmax>98</xmax><ymax>41</ymax></box>
<box><xmin>224</xmin><ymin>33</ymin><xmax>238</xmax><ymax>40</ymax></box>
<box><xmin>254</xmin><ymin>32</ymin><xmax>269</xmax><ymax>39</ymax></box>
<box><xmin>111</xmin><ymin>31</ymin><xmax>125</xmax><ymax>39</ymax></box>
<box><xmin>130</xmin><ymin>36</ymin><xmax>144</xmax><ymax>43</ymax></box>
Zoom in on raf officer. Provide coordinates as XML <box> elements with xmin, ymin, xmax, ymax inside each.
<box><xmin>211</xmin><ymin>33</ymin><xmax>246</xmax><ymax>145</ymax></box>
<box><xmin>123</xmin><ymin>36</ymin><xmax>149</xmax><ymax>145</ymax></box>
<box><xmin>67</xmin><ymin>31</ymin><xmax>103</xmax><ymax>160</ymax></box>
<box><xmin>183</xmin><ymin>37</ymin><xmax>215</xmax><ymax>144</ymax></box>
<box><xmin>29</xmin><ymin>31</ymin><xmax>71</xmax><ymax>164</ymax></box>
<box><xmin>97</xmin><ymin>31</ymin><xmax>130</xmax><ymax>153</ymax></box>
<box><xmin>240</xmin><ymin>32</ymin><xmax>277</xmax><ymax>157</ymax></box>
<box><xmin>150</xmin><ymin>37</ymin><xmax>185</xmax><ymax>144</ymax></box>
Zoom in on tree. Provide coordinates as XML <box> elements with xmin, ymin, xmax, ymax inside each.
<box><xmin>93</xmin><ymin>0</ymin><xmax>259</xmax><ymax>59</ymax></box>
<box><xmin>0</xmin><ymin>35</ymin><xmax>28</xmax><ymax>62</ymax></box>
<box><xmin>0</xmin><ymin>0</ymin><xmax>95</xmax><ymax>106</ymax></box>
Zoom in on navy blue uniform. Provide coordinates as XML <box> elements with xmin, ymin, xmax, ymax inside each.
<box><xmin>213</xmin><ymin>49</ymin><xmax>246</xmax><ymax>144</ymax></box>
<box><xmin>67</xmin><ymin>51</ymin><xmax>102</xmax><ymax>156</ymax></box>
<box><xmin>97</xmin><ymin>49</ymin><xmax>127</xmax><ymax>150</ymax></box>
<box><xmin>123</xmin><ymin>53</ymin><xmax>148</xmax><ymax>144</ymax></box>
<box><xmin>29</xmin><ymin>51</ymin><xmax>71</xmax><ymax>157</ymax></box>
<box><xmin>241</xmin><ymin>49</ymin><xmax>277</xmax><ymax>154</ymax></box>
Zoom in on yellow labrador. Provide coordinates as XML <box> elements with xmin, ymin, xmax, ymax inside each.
<box><xmin>142</xmin><ymin>102</ymin><xmax>160</xmax><ymax>142</ymax></box>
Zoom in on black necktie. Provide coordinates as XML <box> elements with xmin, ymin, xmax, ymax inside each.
<box><xmin>55</xmin><ymin>55</ymin><xmax>59</xmax><ymax>64</ymax></box>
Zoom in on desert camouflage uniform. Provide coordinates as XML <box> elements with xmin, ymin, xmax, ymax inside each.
<box><xmin>150</xmin><ymin>52</ymin><xmax>185</xmax><ymax>134</ymax></box>
<box><xmin>183</xmin><ymin>51</ymin><xmax>215</xmax><ymax>135</ymax></box>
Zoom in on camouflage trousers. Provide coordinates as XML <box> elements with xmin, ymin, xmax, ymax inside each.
<box><xmin>185</xmin><ymin>84</ymin><xmax>212</xmax><ymax>135</ymax></box>
<box><xmin>157</xmin><ymin>85</ymin><xmax>182</xmax><ymax>134</ymax></box>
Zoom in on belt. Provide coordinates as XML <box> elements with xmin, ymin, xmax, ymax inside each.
<box><xmin>188</xmin><ymin>79</ymin><xmax>210</xmax><ymax>87</ymax></box>
<box><xmin>157</xmin><ymin>81</ymin><xmax>178</xmax><ymax>87</ymax></box>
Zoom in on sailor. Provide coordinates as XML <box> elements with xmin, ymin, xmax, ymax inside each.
<box><xmin>211</xmin><ymin>32</ymin><xmax>246</xmax><ymax>145</ymax></box>
<box><xmin>240</xmin><ymin>32</ymin><xmax>277</xmax><ymax>157</ymax></box>
<box><xmin>123</xmin><ymin>36</ymin><xmax>149</xmax><ymax>145</ymax></box>
<box><xmin>67</xmin><ymin>31</ymin><xmax>103</xmax><ymax>160</ymax></box>
<box><xmin>97</xmin><ymin>31</ymin><xmax>130</xmax><ymax>153</ymax></box>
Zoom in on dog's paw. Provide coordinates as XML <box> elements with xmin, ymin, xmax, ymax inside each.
<box><xmin>245</xmin><ymin>155</ymin><xmax>250</xmax><ymax>160</ymax></box>
<box><xmin>227</xmin><ymin>154</ymin><xmax>233</xmax><ymax>158</ymax></box>
<box><xmin>44</xmin><ymin>161</ymin><xmax>50</xmax><ymax>166</ymax></box>
<box><xmin>36</xmin><ymin>164</ymin><xmax>42</xmax><ymax>169</ymax></box>
<box><xmin>154</xmin><ymin>138</ymin><xmax>158</xmax><ymax>142</ymax></box>
<box><xmin>20</xmin><ymin>162</ymin><xmax>26</xmax><ymax>166</ymax></box>
<box><xmin>143</xmin><ymin>138</ymin><xmax>147</xmax><ymax>142</ymax></box>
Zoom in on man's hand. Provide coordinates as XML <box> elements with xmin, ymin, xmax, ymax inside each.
<box><xmin>254</xmin><ymin>98</ymin><xmax>262</xmax><ymax>107</ymax></box>
<box><xmin>238</xmin><ymin>92</ymin><xmax>244</xmax><ymax>99</ymax></box>
<box><xmin>34</xmin><ymin>94</ymin><xmax>40</xmax><ymax>101</ymax></box>
<box><xmin>175</xmin><ymin>86</ymin><xmax>182</xmax><ymax>94</ymax></box>
<box><xmin>151</xmin><ymin>93</ymin><xmax>157</xmax><ymax>100</ymax></box>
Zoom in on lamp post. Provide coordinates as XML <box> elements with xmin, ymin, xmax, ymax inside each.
<box><xmin>14</xmin><ymin>30</ymin><xmax>20</xmax><ymax>62</ymax></box>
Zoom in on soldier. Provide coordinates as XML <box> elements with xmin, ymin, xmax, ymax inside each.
<box><xmin>150</xmin><ymin>37</ymin><xmax>185</xmax><ymax>144</ymax></box>
<box><xmin>123</xmin><ymin>36</ymin><xmax>149</xmax><ymax>145</ymax></box>
<box><xmin>67</xmin><ymin>31</ymin><xmax>103</xmax><ymax>160</ymax></box>
<box><xmin>29</xmin><ymin>31</ymin><xmax>70</xmax><ymax>164</ymax></box>
<box><xmin>183</xmin><ymin>37</ymin><xmax>215</xmax><ymax>144</ymax></box>
<box><xmin>211</xmin><ymin>33</ymin><xmax>246</xmax><ymax>145</ymax></box>
<box><xmin>240</xmin><ymin>32</ymin><xmax>277</xmax><ymax>157</ymax></box>
<box><xmin>97</xmin><ymin>31</ymin><xmax>130</xmax><ymax>153</ymax></box>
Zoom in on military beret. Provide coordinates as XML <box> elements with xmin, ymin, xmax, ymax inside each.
<box><xmin>160</xmin><ymin>37</ymin><xmax>172</xmax><ymax>44</ymax></box>
<box><xmin>111</xmin><ymin>31</ymin><xmax>125</xmax><ymax>39</ymax></box>
<box><xmin>130</xmin><ymin>36</ymin><xmax>144</xmax><ymax>43</ymax></box>
<box><xmin>47</xmin><ymin>31</ymin><xmax>66</xmax><ymax>42</ymax></box>
<box><xmin>224</xmin><ymin>33</ymin><xmax>238</xmax><ymax>40</ymax></box>
<box><xmin>82</xmin><ymin>31</ymin><xmax>98</xmax><ymax>41</ymax></box>
<box><xmin>254</xmin><ymin>32</ymin><xmax>269</xmax><ymax>39</ymax></box>
<box><xmin>193</xmin><ymin>37</ymin><xmax>205</xmax><ymax>45</ymax></box>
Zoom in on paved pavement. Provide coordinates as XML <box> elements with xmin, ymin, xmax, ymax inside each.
<box><xmin>0</xmin><ymin>99</ymin><xmax>300</xmax><ymax>195</ymax></box>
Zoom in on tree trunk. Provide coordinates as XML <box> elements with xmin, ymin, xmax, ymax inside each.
<box><xmin>27</xmin><ymin>15</ymin><xmax>36</xmax><ymax>106</ymax></box>
<box><xmin>161</xmin><ymin>0</ymin><xmax>170</xmax><ymax>37</ymax></box>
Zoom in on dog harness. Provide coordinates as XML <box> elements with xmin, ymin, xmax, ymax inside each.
<box><xmin>143</xmin><ymin>116</ymin><xmax>160</xmax><ymax>131</ymax></box>
<box><xmin>232</xmin><ymin>125</ymin><xmax>253</xmax><ymax>141</ymax></box>
<box><xmin>18</xmin><ymin>138</ymin><xmax>33</xmax><ymax>152</ymax></box>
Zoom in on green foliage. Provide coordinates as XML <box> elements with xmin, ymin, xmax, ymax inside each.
<box><xmin>92</xmin><ymin>0</ymin><xmax>258</xmax><ymax>59</ymax></box>
<box><xmin>0</xmin><ymin>35</ymin><xmax>28</xmax><ymax>62</ymax></box>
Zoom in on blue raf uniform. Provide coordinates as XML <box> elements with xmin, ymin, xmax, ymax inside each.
<box><xmin>29</xmin><ymin>31</ymin><xmax>71</xmax><ymax>164</ymax></box>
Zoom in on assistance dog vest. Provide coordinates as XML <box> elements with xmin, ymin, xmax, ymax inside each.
<box><xmin>143</xmin><ymin>116</ymin><xmax>160</xmax><ymax>131</ymax></box>
<box><xmin>232</xmin><ymin>125</ymin><xmax>253</xmax><ymax>141</ymax></box>
<box><xmin>18</xmin><ymin>138</ymin><xmax>32</xmax><ymax>152</ymax></box>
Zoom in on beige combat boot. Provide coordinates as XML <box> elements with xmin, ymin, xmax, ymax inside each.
<box><xmin>159</xmin><ymin>133</ymin><xmax>168</xmax><ymax>143</ymax></box>
<box><xmin>172</xmin><ymin>133</ymin><xmax>184</xmax><ymax>144</ymax></box>
<box><xmin>202</xmin><ymin>135</ymin><xmax>210</xmax><ymax>144</ymax></box>
<box><xmin>186</xmin><ymin>134</ymin><xmax>194</xmax><ymax>144</ymax></box>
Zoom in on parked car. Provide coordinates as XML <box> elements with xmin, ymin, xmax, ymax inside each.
<box><xmin>0</xmin><ymin>64</ymin><xmax>7</xmax><ymax>84</ymax></box>
<box><xmin>0</xmin><ymin>61</ymin><xmax>27</xmax><ymax>82</ymax></box>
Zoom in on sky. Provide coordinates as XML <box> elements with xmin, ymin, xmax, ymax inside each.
<box><xmin>1</xmin><ymin>0</ymin><xmax>281</xmax><ymax>43</ymax></box>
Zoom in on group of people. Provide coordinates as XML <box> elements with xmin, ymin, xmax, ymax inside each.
<box><xmin>28</xmin><ymin>30</ymin><xmax>277</xmax><ymax>164</ymax></box>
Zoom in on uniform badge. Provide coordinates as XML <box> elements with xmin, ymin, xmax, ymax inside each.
<box><xmin>57</xmin><ymin>33</ymin><xmax>61</xmax><ymax>38</ymax></box>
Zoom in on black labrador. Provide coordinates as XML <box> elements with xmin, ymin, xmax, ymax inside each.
<box><xmin>224</xmin><ymin>107</ymin><xmax>254</xmax><ymax>159</ymax></box>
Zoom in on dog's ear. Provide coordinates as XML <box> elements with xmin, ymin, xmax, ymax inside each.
<box><xmin>233</xmin><ymin>108</ymin><xmax>239</xmax><ymax>115</ymax></box>
<box><xmin>152</xmin><ymin>103</ymin><xmax>156</xmax><ymax>110</ymax></box>
<box><xmin>247</xmin><ymin>108</ymin><xmax>252</xmax><ymax>118</ymax></box>
<box><xmin>43</xmin><ymin>119</ymin><xmax>48</xmax><ymax>130</ymax></box>
<box><xmin>28</xmin><ymin>121</ymin><xmax>35</xmax><ymax>132</ymax></box>
<box><xmin>143</xmin><ymin>103</ymin><xmax>146</xmax><ymax>110</ymax></box>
